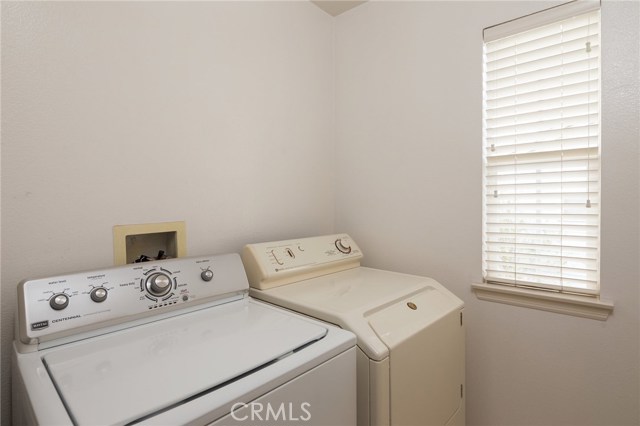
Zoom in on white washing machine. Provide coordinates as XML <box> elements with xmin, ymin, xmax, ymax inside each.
<box><xmin>242</xmin><ymin>234</ymin><xmax>465</xmax><ymax>426</ymax></box>
<box><xmin>12</xmin><ymin>253</ymin><xmax>356</xmax><ymax>425</ymax></box>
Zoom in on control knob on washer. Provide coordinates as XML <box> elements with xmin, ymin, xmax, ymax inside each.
<box><xmin>90</xmin><ymin>287</ymin><xmax>108</xmax><ymax>303</ymax></box>
<box><xmin>201</xmin><ymin>269</ymin><xmax>214</xmax><ymax>282</ymax></box>
<box><xmin>146</xmin><ymin>273</ymin><xmax>172</xmax><ymax>297</ymax></box>
<box><xmin>50</xmin><ymin>293</ymin><xmax>69</xmax><ymax>311</ymax></box>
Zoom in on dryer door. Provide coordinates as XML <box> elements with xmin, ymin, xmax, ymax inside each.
<box><xmin>43</xmin><ymin>300</ymin><xmax>327</xmax><ymax>426</ymax></box>
<box><xmin>367</xmin><ymin>286</ymin><xmax>465</xmax><ymax>426</ymax></box>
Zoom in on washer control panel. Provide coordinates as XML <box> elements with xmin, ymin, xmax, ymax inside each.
<box><xmin>242</xmin><ymin>234</ymin><xmax>363</xmax><ymax>290</ymax></box>
<box><xmin>17</xmin><ymin>253</ymin><xmax>248</xmax><ymax>345</ymax></box>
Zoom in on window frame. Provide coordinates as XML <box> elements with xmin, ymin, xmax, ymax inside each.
<box><xmin>474</xmin><ymin>0</ymin><xmax>613</xmax><ymax>320</ymax></box>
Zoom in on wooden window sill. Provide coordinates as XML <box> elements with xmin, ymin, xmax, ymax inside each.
<box><xmin>471</xmin><ymin>282</ymin><xmax>614</xmax><ymax>321</ymax></box>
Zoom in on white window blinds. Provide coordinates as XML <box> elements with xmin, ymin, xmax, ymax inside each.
<box><xmin>482</xmin><ymin>6</ymin><xmax>601</xmax><ymax>295</ymax></box>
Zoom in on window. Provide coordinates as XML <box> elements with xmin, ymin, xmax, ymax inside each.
<box><xmin>482</xmin><ymin>3</ymin><xmax>601</xmax><ymax>296</ymax></box>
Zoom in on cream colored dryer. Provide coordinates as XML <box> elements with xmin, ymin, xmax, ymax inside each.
<box><xmin>242</xmin><ymin>234</ymin><xmax>465</xmax><ymax>426</ymax></box>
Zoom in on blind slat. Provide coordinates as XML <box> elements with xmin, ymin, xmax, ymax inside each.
<box><xmin>486</xmin><ymin>37</ymin><xmax>600</xmax><ymax>75</ymax></box>
<box><xmin>486</xmin><ymin>53</ymin><xmax>599</xmax><ymax>87</ymax></box>
<box><xmin>485</xmin><ymin>247</ymin><xmax>598</xmax><ymax>261</ymax></box>
<box><xmin>486</xmin><ymin>90</ymin><xmax>598</xmax><ymax>120</ymax></box>
<box><xmin>486</xmin><ymin>60</ymin><xmax>599</xmax><ymax>95</ymax></box>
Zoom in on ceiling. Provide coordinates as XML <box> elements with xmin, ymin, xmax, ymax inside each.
<box><xmin>311</xmin><ymin>1</ymin><xmax>368</xmax><ymax>16</ymax></box>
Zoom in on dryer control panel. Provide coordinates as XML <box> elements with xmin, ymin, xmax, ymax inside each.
<box><xmin>17</xmin><ymin>253</ymin><xmax>248</xmax><ymax>347</ymax></box>
<box><xmin>242</xmin><ymin>234</ymin><xmax>363</xmax><ymax>290</ymax></box>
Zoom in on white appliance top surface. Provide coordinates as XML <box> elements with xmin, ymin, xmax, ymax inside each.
<box><xmin>251</xmin><ymin>267</ymin><xmax>431</xmax><ymax>314</ymax></box>
<box><xmin>43</xmin><ymin>298</ymin><xmax>327</xmax><ymax>426</ymax></box>
<box><xmin>250</xmin><ymin>267</ymin><xmax>463</xmax><ymax>361</ymax></box>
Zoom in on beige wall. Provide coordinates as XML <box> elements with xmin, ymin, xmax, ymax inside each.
<box><xmin>334</xmin><ymin>1</ymin><xmax>639</xmax><ymax>425</ymax></box>
<box><xmin>0</xmin><ymin>2</ymin><xmax>334</xmax><ymax>423</ymax></box>
<box><xmin>2</xmin><ymin>1</ymin><xmax>639</xmax><ymax>425</ymax></box>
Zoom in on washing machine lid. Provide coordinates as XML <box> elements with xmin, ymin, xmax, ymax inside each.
<box><xmin>42</xmin><ymin>299</ymin><xmax>327</xmax><ymax>426</ymax></box>
<box><xmin>249</xmin><ymin>267</ymin><xmax>463</xmax><ymax>361</ymax></box>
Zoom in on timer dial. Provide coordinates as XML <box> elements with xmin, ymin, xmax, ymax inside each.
<box><xmin>146</xmin><ymin>273</ymin><xmax>172</xmax><ymax>297</ymax></box>
<box><xmin>335</xmin><ymin>238</ymin><xmax>352</xmax><ymax>254</ymax></box>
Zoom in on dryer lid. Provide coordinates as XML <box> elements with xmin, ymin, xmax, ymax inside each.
<box><xmin>250</xmin><ymin>267</ymin><xmax>463</xmax><ymax>361</ymax></box>
<box><xmin>43</xmin><ymin>299</ymin><xmax>327</xmax><ymax>426</ymax></box>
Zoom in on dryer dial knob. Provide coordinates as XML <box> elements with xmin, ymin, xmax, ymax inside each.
<box><xmin>50</xmin><ymin>294</ymin><xmax>69</xmax><ymax>310</ymax></box>
<box><xmin>146</xmin><ymin>273</ymin><xmax>172</xmax><ymax>297</ymax></box>
<box><xmin>335</xmin><ymin>238</ymin><xmax>352</xmax><ymax>254</ymax></box>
